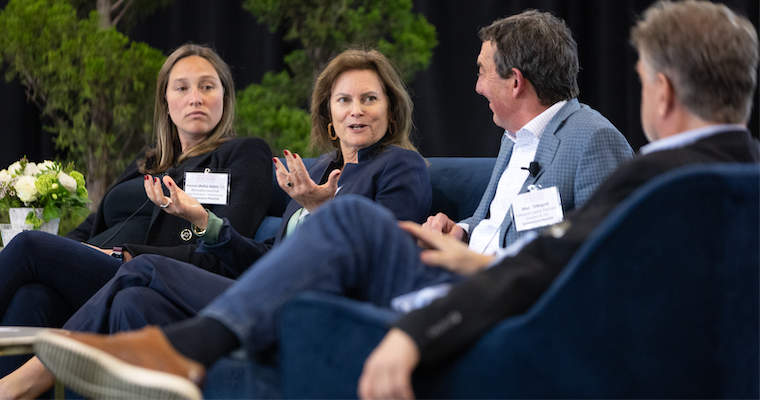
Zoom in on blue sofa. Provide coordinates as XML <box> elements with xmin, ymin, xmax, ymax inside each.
<box><xmin>206</xmin><ymin>162</ymin><xmax>760</xmax><ymax>399</ymax></box>
<box><xmin>252</xmin><ymin>157</ymin><xmax>496</xmax><ymax>241</ymax></box>
<box><xmin>204</xmin><ymin>156</ymin><xmax>496</xmax><ymax>398</ymax></box>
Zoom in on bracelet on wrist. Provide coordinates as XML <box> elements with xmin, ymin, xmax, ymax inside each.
<box><xmin>191</xmin><ymin>209</ymin><xmax>210</xmax><ymax>237</ymax></box>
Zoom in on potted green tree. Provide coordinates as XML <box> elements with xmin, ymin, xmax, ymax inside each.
<box><xmin>0</xmin><ymin>0</ymin><xmax>167</xmax><ymax>212</ymax></box>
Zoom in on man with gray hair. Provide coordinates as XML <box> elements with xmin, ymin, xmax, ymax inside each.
<box><xmin>29</xmin><ymin>2</ymin><xmax>758</xmax><ymax>400</ymax></box>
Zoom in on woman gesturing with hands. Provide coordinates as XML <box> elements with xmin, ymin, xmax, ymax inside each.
<box><xmin>142</xmin><ymin>49</ymin><xmax>434</xmax><ymax>273</ymax></box>
<box><xmin>274</xmin><ymin>150</ymin><xmax>342</xmax><ymax>212</ymax></box>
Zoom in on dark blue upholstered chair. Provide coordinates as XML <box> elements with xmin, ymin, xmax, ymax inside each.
<box><xmin>276</xmin><ymin>163</ymin><xmax>760</xmax><ymax>399</ymax></box>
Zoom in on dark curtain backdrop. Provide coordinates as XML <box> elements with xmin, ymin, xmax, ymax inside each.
<box><xmin>0</xmin><ymin>0</ymin><xmax>758</xmax><ymax>168</ymax></box>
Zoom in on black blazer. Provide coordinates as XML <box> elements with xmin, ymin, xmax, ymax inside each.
<box><xmin>396</xmin><ymin>129</ymin><xmax>760</xmax><ymax>367</ymax></box>
<box><xmin>66</xmin><ymin>137</ymin><xmax>273</xmax><ymax>277</ymax></box>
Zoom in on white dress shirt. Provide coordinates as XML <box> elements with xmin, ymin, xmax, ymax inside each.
<box><xmin>467</xmin><ymin>100</ymin><xmax>566</xmax><ymax>255</ymax></box>
<box><xmin>392</xmin><ymin>101</ymin><xmax>566</xmax><ymax>312</ymax></box>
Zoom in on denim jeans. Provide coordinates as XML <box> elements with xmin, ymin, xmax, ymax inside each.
<box><xmin>64</xmin><ymin>195</ymin><xmax>461</xmax><ymax>360</ymax></box>
<box><xmin>200</xmin><ymin>195</ymin><xmax>462</xmax><ymax>356</ymax></box>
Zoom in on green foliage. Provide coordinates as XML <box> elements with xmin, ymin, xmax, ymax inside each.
<box><xmin>68</xmin><ymin>0</ymin><xmax>174</xmax><ymax>31</ymax></box>
<box><xmin>57</xmin><ymin>206</ymin><xmax>88</xmax><ymax>236</ymax></box>
<box><xmin>236</xmin><ymin>0</ymin><xmax>437</xmax><ymax>156</ymax></box>
<box><xmin>0</xmin><ymin>0</ymin><xmax>166</xmax><ymax>207</ymax></box>
<box><xmin>235</xmin><ymin>71</ymin><xmax>313</xmax><ymax>156</ymax></box>
<box><xmin>243</xmin><ymin>0</ymin><xmax>436</xmax><ymax>79</ymax></box>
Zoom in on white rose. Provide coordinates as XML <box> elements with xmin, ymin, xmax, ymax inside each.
<box><xmin>7</xmin><ymin>162</ymin><xmax>22</xmax><ymax>176</ymax></box>
<box><xmin>58</xmin><ymin>172</ymin><xmax>78</xmax><ymax>192</ymax></box>
<box><xmin>14</xmin><ymin>175</ymin><xmax>38</xmax><ymax>203</ymax></box>
<box><xmin>38</xmin><ymin>160</ymin><xmax>56</xmax><ymax>172</ymax></box>
<box><xmin>0</xmin><ymin>169</ymin><xmax>10</xmax><ymax>184</ymax></box>
<box><xmin>24</xmin><ymin>163</ymin><xmax>40</xmax><ymax>176</ymax></box>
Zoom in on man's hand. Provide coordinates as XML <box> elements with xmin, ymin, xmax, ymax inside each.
<box><xmin>358</xmin><ymin>328</ymin><xmax>420</xmax><ymax>400</ymax></box>
<box><xmin>400</xmin><ymin>221</ymin><xmax>493</xmax><ymax>276</ymax></box>
<box><xmin>421</xmin><ymin>213</ymin><xmax>466</xmax><ymax>243</ymax></box>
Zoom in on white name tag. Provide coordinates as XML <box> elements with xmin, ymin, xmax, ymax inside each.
<box><xmin>184</xmin><ymin>171</ymin><xmax>230</xmax><ymax>205</ymax></box>
<box><xmin>512</xmin><ymin>186</ymin><xmax>564</xmax><ymax>232</ymax></box>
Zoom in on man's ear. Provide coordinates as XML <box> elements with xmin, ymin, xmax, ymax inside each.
<box><xmin>655</xmin><ymin>72</ymin><xmax>676</xmax><ymax>118</ymax></box>
<box><xmin>510</xmin><ymin>68</ymin><xmax>526</xmax><ymax>98</ymax></box>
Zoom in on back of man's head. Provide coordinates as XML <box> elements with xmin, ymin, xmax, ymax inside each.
<box><xmin>479</xmin><ymin>10</ymin><xmax>580</xmax><ymax>106</ymax></box>
<box><xmin>631</xmin><ymin>0</ymin><xmax>759</xmax><ymax>124</ymax></box>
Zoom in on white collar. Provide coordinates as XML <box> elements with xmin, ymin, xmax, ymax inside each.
<box><xmin>640</xmin><ymin>124</ymin><xmax>748</xmax><ymax>155</ymax></box>
<box><xmin>505</xmin><ymin>100</ymin><xmax>567</xmax><ymax>142</ymax></box>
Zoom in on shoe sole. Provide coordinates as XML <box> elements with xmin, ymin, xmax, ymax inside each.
<box><xmin>34</xmin><ymin>330</ymin><xmax>203</xmax><ymax>400</ymax></box>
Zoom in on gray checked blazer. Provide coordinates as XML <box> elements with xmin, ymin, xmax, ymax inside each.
<box><xmin>460</xmin><ymin>98</ymin><xmax>633</xmax><ymax>249</ymax></box>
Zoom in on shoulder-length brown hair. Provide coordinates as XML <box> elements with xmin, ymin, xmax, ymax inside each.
<box><xmin>140</xmin><ymin>44</ymin><xmax>237</xmax><ymax>174</ymax></box>
<box><xmin>309</xmin><ymin>49</ymin><xmax>418</xmax><ymax>157</ymax></box>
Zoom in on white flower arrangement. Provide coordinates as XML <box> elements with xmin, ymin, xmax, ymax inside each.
<box><xmin>0</xmin><ymin>157</ymin><xmax>91</xmax><ymax>227</ymax></box>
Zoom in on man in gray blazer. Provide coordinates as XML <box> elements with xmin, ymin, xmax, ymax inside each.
<box><xmin>425</xmin><ymin>10</ymin><xmax>632</xmax><ymax>254</ymax></box>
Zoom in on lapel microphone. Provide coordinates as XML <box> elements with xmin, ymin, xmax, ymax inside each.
<box><xmin>521</xmin><ymin>161</ymin><xmax>540</xmax><ymax>177</ymax></box>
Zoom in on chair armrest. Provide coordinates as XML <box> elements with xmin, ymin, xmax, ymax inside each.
<box><xmin>279</xmin><ymin>292</ymin><xmax>399</xmax><ymax>399</ymax></box>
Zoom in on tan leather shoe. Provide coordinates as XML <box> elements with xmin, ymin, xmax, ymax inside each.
<box><xmin>34</xmin><ymin>326</ymin><xmax>205</xmax><ymax>400</ymax></box>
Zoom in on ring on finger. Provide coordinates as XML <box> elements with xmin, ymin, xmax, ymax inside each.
<box><xmin>160</xmin><ymin>199</ymin><xmax>172</xmax><ymax>208</ymax></box>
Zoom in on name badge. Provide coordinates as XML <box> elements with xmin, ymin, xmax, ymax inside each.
<box><xmin>184</xmin><ymin>169</ymin><xmax>230</xmax><ymax>205</ymax></box>
<box><xmin>512</xmin><ymin>186</ymin><xmax>564</xmax><ymax>232</ymax></box>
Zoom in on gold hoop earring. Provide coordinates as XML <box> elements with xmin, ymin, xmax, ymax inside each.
<box><xmin>328</xmin><ymin>123</ymin><xmax>338</xmax><ymax>140</ymax></box>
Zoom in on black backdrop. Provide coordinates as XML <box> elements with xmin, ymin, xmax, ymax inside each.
<box><xmin>0</xmin><ymin>0</ymin><xmax>758</xmax><ymax>168</ymax></box>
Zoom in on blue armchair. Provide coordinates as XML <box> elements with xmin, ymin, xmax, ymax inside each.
<box><xmin>276</xmin><ymin>163</ymin><xmax>760</xmax><ymax>399</ymax></box>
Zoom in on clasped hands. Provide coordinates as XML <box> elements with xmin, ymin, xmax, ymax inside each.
<box><xmin>273</xmin><ymin>150</ymin><xmax>341</xmax><ymax>212</ymax></box>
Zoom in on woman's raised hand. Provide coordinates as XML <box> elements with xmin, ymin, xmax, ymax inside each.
<box><xmin>273</xmin><ymin>150</ymin><xmax>341</xmax><ymax>212</ymax></box>
<box><xmin>144</xmin><ymin>175</ymin><xmax>209</xmax><ymax>229</ymax></box>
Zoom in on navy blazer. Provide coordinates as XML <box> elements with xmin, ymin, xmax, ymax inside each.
<box><xmin>460</xmin><ymin>99</ymin><xmax>634</xmax><ymax>249</ymax></box>
<box><xmin>199</xmin><ymin>143</ymin><xmax>431</xmax><ymax>277</ymax></box>
<box><xmin>273</xmin><ymin>142</ymin><xmax>432</xmax><ymax>243</ymax></box>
